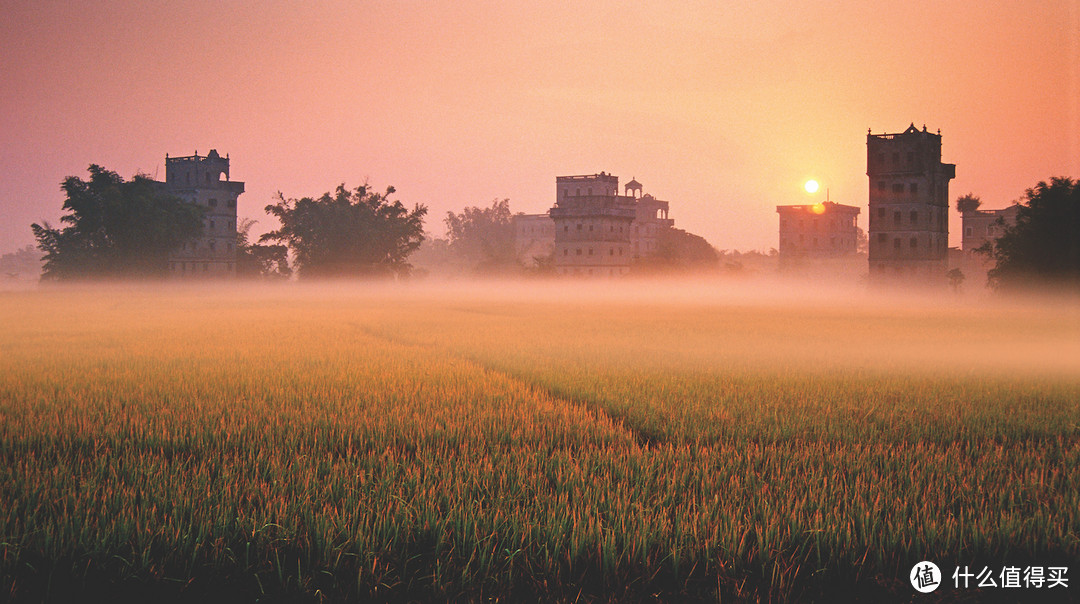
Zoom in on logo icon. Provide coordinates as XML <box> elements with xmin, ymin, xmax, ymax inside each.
<box><xmin>911</xmin><ymin>561</ymin><xmax>942</xmax><ymax>593</ymax></box>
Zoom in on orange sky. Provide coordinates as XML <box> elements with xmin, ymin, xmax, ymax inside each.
<box><xmin>2</xmin><ymin>1</ymin><xmax>1077</xmax><ymax>253</ymax></box>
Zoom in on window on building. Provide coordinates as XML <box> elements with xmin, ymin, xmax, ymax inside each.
<box><xmin>892</xmin><ymin>183</ymin><xmax>905</xmax><ymax>193</ymax></box>
<box><xmin>893</xmin><ymin>237</ymin><xmax>901</xmax><ymax>249</ymax></box>
<box><xmin>910</xmin><ymin>237</ymin><xmax>917</xmax><ymax>249</ymax></box>
<box><xmin>910</xmin><ymin>211</ymin><xmax>917</xmax><ymax>224</ymax></box>
<box><xmin>878</xmin><ymin>181</ymin><xmax>886</xmax><ymax>191</ymax></box>
<box><xmin>209</xmin><ymin>220</ymin><xmax>215</xmax><ymax>230</ymax></box>
<box><xmin>209</xmin><ymin>241</ymin><xmax>216</xmax><ymax>251</ymax></box>
<box><xmin>588</xmin><ymin>224</ymin><xmax>593</xmax><ymax>232</ymax></box>
<box><xmin>576</xmin><ymin>188</ymin><xmax>580</xmax><ymax>196</ymax></box>
<box><xmin>563</xmin><ymin>249</ymin><xmax>568</xmax><ymax>256</ymax></box>
<box><xmin>877</xmin><ymin>153</ymin><xmax>885</xmax><ymax>165</ymax></box>
<box><xmin>609</xmin><ymin>248</ymin><xmax>614</xmax><ymax>256</ymax></box>
<box><xmin>893</xmin><ymin>211</ymin><xmax>901</xmax><ymax>225</ymax></box>
<box><xmin>564</xmin><ymin>225</ymin><xmax>569</xmax><ymax>232</ymax></box>
<box><xmin>576</xmin><ymin>248</ymin><xmax>582</xmax><ymax>256</ymax></box>
<box><xmin>588</xmin><ymin>248</ymin><xmax>594</xmax><ymax>256</ymax></box>
<box><xmin>910</xmin><ymin>183</ymin><xmax>918</xmax><ymax>193</ymax></box>
<box><xmin>965</xmin><ymin>226</ymin><xmax>972</xmax><ymax>237</ymax></box>
<box><xmin>878</xmin><ymin>233</ymin><xmax>887</xmax><ymax>244</ymax></box>
<box><xmin>577</xmin><ymin>223</ymin><xmax>582</xmax><ymax>231</ymax></box>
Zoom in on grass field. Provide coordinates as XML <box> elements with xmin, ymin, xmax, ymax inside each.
<box><xmin>1</xmin><ymin>281</ymin><xmax>1078</xmax><ymax>602</ymax></box>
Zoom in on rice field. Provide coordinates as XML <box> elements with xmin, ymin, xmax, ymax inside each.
<box><xmin>1</xmin><ymin>281</ymin><xmax>1078</xmax><ymax>602</ymax></box>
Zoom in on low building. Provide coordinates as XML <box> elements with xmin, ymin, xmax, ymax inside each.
<box><xmin>776</xmin><ymin>201</ymin><xmax>861</xmax><ymax>263</ymax></box>
<box><xmin>512</xmin><ymin>213</ymin><xmax>556</xmax><ymax>266</ymax></box>
<box><xmin>961</xmin><ymin>204</ymin><xmax>1020</xmax><ymax>257</ymax></box>
<box><xmin>627</xmin><ymin>178</ymin><xmax>675</xmax><ymax>257</ymax></box>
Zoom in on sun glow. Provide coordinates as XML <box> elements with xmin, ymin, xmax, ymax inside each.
<box><xmin>804</xmin><ymin>180</ymin><xmax>820</xmax><ymax>194</ymax></box>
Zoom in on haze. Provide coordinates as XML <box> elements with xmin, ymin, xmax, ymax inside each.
<box><xmin>2</xmin><ymin>1</ymin><xmax>1078</xmax><ymax>254</ymax></box>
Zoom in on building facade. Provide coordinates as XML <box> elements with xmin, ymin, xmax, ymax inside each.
<box><xmin>626</xmin><ymin>178</ymin><xmax>675</xmax><ymax>257</ymax></box>
<box><xmin>866</xmin><ymin>124</ymin><xmax>955</xmax><ymax>280</ymax></box>
<box><xmin>162</xmin><ymin>150</ymin><xmax>244</xmax><ymax>277</ymax></box>
<box><xmin>776</xmin><ymin>201</ymin><xmax>861</xmax><ymax>263</ymax></box>
<box><xmin>512</xmin><ymin>213</ymin><xmax>556</xmax><ymax>266</ymax></box>
<box><xmin>550</xmin><ymin>173</ymin><xmax>635</xmax><ymax>276</ymax></box>
<box><xmin>544</xmin><ymin>173</ymin><xmax>677</xmax><ymax>276</ymax></box>
<box><xmin>961</xmin><ymin>204</ymin><xmax>1020</xmax><ymax>257</ymax></box>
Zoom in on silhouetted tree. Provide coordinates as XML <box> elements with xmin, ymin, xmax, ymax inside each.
<box><xmin>983</xmin><ymin>177</ymin><xmax>1079</xmax><ymax>290</ymax></box>
<box><xmin>236</xmin><ymin>218</ymin><xmax>290</xmax><ymax>279</ymax></box>
<box><xmin>956</xmin><ymin>193</ymin><xmax>982</xmax><ymax>214</ymax></box>
<box><xmin>444</xmin><ymin>199</ymin><xmax>517</xmax><ymax>273</ymax></box>
<box><xmin>31</xmin><ymin>165</ymin><xmax>203</xmax><ymax>280</ymax></box>
<box><xmin>634</xmin><ymin>228</ymin><xmax>719</xmax><ymax>273</ymax></box>
<box><xmin>261</xmin><ymin>183</ymin><xmax>426</xmax><ymax>279</ymax></box>
<box><xmin>0</xmin><ymin>245</ymin><xmax>42</xmax><ymax>280</ymax></box>
<box><xmin>946</xmin><ymin>268</ymin><xmax>965</xmax><ymax>293</ymax></box>
<box><xmin>856</xmin><ymin>227</ymin><xmax>868</xmax><ymax>254</ymax></box>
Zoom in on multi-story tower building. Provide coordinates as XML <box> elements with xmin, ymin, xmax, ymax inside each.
<box><xmin>550</xmin><ymin>173</ymin><xmax>637</xmax><ymax>276</ymax></box>
<box><xmin>162</xmin><ymin>150</ymin><xmax>244</xmax><ymax>277</ymax></box>
<box><xmin>776</xmin><ymin>201</ymin><xmax>861</xmax><ymax>263</ymax></box>
<box><xmin>867</xmin><ymin>124</ymin><xmax>955</xmax><ymax>280</ymax></box>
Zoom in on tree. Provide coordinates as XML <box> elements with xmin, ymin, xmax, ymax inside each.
<box><xmin>0</xmin><ymin>245</ymin><xmax>42</xmax><ymax>280</ymax></box>
<box><xmin>443</xmin><ymin>199</ymin><xmax>517</xmax><ymax>273</ymax></box>
<box><xmin>946</xmin><ymin>268</ymin><xmax>965</xmax><ymax>293</ymax></box>
<box><xmin>956</xmin><ymin>193</ymin><xmax>982</xmax><ymax>214</ymax></box>
<box><xmin>31</xmin><ymin>165</ymin><xmax>203</xmax><ymax>280</ymax></box>
<box><xmin>236</xmin><ymin>218</ymin><xmax>290</xmax><ymax>279</ymax></box>
<box><xmin>261</xmin><ymin>183</ymin><xmax>427</xmax><ymax>279</ymax></box>
<box><xmin>634</xmin><ymin>228</ymin><xmax>719</xmax><ymax>273</ymax></box>
<box><xmin>983</xmin><ymin>177</ymin><xmax>1080</xmax><ymax>290</ymax></box>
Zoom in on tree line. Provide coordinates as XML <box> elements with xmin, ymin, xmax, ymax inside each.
<box><xmin>28</xmin><ymin>164</ymin><xmax>1080</xmax><ymax>289</ymax></box>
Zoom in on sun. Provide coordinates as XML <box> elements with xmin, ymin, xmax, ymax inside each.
<box><xmin>804</xmin><ymin>180</ymin><xmax>820</xmax><ymax>194</ymax></box>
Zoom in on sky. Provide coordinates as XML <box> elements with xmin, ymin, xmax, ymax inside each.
<box><xmin>2</xmin><ymin>0</ymin><xmax>1078</xmax><ymax>253</ymax></box>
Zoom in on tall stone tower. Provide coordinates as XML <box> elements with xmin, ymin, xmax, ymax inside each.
<box><xmin>866</xmin><ymin>124</ymin><xmax>955</xmax><ymax>280</ymax></box>
<box><xmin>163</xmin><ymin>150</ymin><xmax>244</xmax><ymax>277</ymax></box>
<box><xmin>550</xmin><ymin>173</ymin><xmax>636</xmax><ymax>276</ymax></box>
